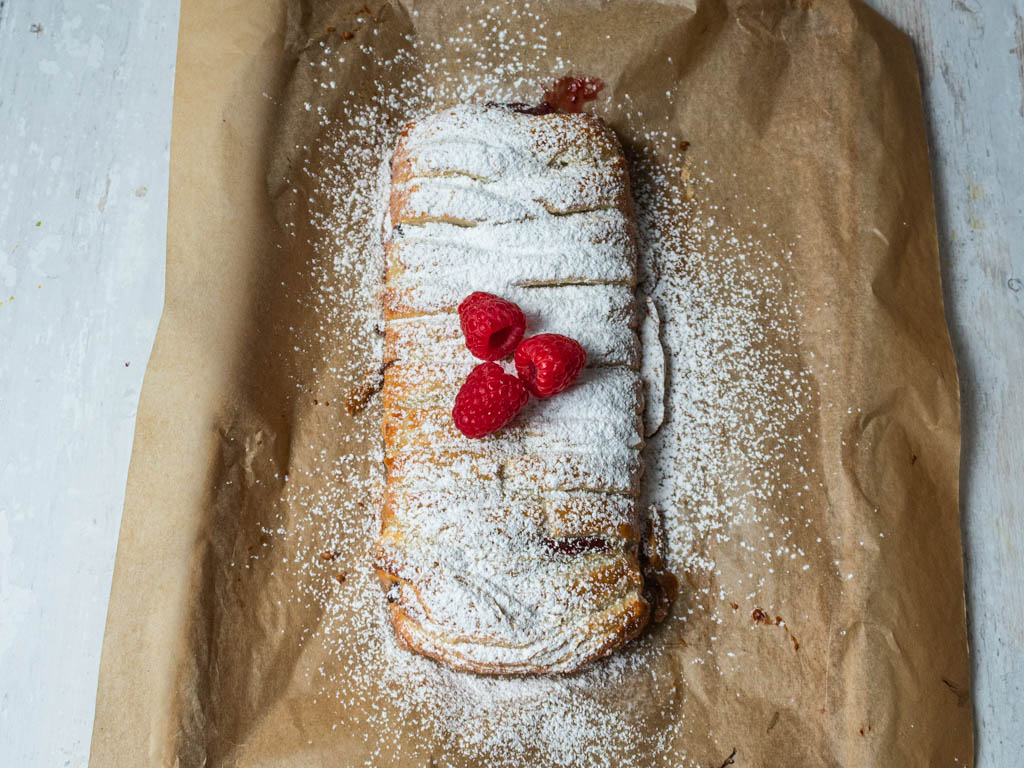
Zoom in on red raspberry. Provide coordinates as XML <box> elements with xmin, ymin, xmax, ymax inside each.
<box><xmin>452</xmin><ymin>362</ymin><xmax>529</xmax><ymax>438</ymax></box>
<box><xmin>514</xmin><ymin>334</ymin><xmax>587</xmax><ymax>398</ymax></box>
<box><xmin>458</xmin><ymin>292</ymin><xmax>526</xmax><ymax>361</ymax></box>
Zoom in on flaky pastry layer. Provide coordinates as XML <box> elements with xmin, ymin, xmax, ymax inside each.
<box><xmin>373</xmin><ymin>103</ymin><xmax>650</xmax><ymax>675</ymax></box>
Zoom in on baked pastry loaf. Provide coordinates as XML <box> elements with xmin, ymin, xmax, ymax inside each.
<box><xmin>373</xmin><ymin>103</ymin><xmax>649</xmax><ymax>674</ymax></box>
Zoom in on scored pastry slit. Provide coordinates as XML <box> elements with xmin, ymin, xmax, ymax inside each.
<box><xmin>373</xmin><ymin>103</ymin><xmax>653</xmax><ymax>675</ymax></box>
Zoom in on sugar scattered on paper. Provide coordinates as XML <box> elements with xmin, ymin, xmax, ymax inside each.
<box><xmin>250</xmin><ymin>6</ymin><xmax>829</xmax><ymax>767</ymax></box>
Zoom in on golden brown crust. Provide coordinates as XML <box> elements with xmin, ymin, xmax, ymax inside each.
<box><xmin>373</xmin><ymin>103</ymin><xmax>649</xmax><ymax>675</ymax></box>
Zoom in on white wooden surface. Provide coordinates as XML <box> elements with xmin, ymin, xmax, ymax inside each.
<box><xmin>0</xmin><ymin>1</ymin><xmax>177</xmax><ymax>765</ymax></box>
<box><xmin>867</xmin><ymin>0</ymin><xmax>1024</xmax><ymax>761</ymax></box>
<box><xmin>0</xmin><ymin>0</ymin><xmax>1020</xmax><ymax>765</ymax></box>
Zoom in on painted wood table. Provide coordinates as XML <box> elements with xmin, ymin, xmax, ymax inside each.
<box><xmin>0</xmin><ymin>0</ymin><xmax>1020</xmax><ymax>765</ymax></box>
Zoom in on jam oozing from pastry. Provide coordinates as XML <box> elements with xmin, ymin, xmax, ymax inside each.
<box><xmin>542</xmin><ymin>77</ymin><xmax>605</xmax><ymax>113</ymax></box>
<box><xmin>543</xmin><ymin>536</ymin><xmax>613</xmax><ymax>556</ymax></box>
<box><xmin>499</xmin><ymin>101</ymin><xmax>556</xmax><ymax>116</ymax></box>
<box><xmin>489</xmin><ymin>76</ymin><xmax>605</xmax><ymax>116</ymax></box>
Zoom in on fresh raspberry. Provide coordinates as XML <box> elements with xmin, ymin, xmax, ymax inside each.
<box><xmin>452</xmin><ymin>362</ymin><xmax>529</xmax><ymax>438</ymax></box>
<box><xmin>514</xmin><ymin>334</ymin><xmax>587</xmax><ymax>399</ymax></box>
<box><xmin>457</xmin><ymin>292</ymin><xmax>526</xmax><ymax>361</ymax></box>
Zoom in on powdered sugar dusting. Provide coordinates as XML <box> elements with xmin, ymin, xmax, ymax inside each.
<box><xmin>253</xmin><ymin>4</ymin><xmax>821</xmax><ymax>766</ymax></box>
<box><xmin>375</xmin><ymin>102</ymin><xmax>649</xmax><ymax>675</ymax></box>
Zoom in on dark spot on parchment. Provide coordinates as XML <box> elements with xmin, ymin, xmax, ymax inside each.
<box><xmin>730</xmin><ymin>601</ymin><xmax>739</xmax><ymax>611</ymax></box>
<box><xmin>750</xmin><ymin>610</ymin><xmax>800</xmax><ymax>650</ymax></box>
<box><xmin>942</xmin><ymin>678</ymin><xmax>970</xmax><ymax>707</ymax></box>
<box><xmin>1009</xmin><ymin>277</ymin><xmax>1023</xmax><ymax>293</ymax></box>
<box><xmin>911</xmin><ymin>453</ymin><xmax>918</xmax><ymax>465</ymax></box>
<box><xmin>716</xmin><ymin>748</ymin><xmax>737</xmax><ymax>768</ymax></box>
<box><xmin>345</xmin><ymin>369</ymin><xmax>383</xmax><ymax>414</ymax></box>
<box><xmin>30</xmin><ymin>22</ymin><xmax>43</xmax><ymax>35</ymax></box>
<box><xmin>766</xmin><ymin>711</ymin><xmax>780</xmax><ymax>733</ymax></box>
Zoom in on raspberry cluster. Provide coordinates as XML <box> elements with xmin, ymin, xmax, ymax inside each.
<box><xmin>452</xmin><ymin>292</ymin><xmax>587</xmax><ymax>438</ymax></box>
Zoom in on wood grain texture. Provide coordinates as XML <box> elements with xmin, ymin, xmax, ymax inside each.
<box><xmin>0</xmin><ymin>1</ymin><xmax>177</xmax><ymax>765</ymax></box>
<box><xmin>0</xmin><ymin>0</ymin><xmax>1020</xmax><ymax>765</ymax></box>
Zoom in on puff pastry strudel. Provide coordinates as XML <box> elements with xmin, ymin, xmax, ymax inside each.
<box><xmin>373</xmin><ymin>103</ymin><xmax>650</xmax><ymax>674</ymax></box>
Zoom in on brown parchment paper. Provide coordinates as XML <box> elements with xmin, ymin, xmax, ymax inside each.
<box><xmin>90</xmin><ymin>1</ymin><xmax>972</xmax><ymax>766</ymax></box>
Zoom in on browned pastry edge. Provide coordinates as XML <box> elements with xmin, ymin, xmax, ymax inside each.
<box><xmin>373</xmin><ymin>103</ymin><xmax>668</xmax><ymax>675</ymax></box>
